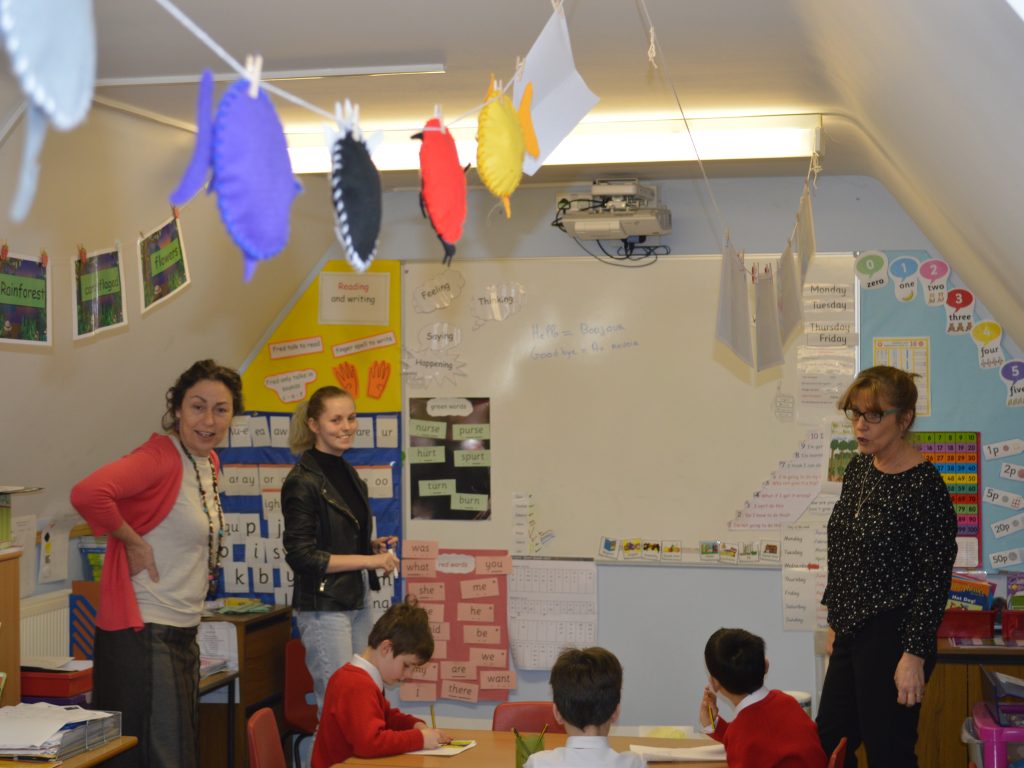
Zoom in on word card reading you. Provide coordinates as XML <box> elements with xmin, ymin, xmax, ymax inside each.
<box><xmin>475</xmin><ymin>554</ymin><xmax>512</xmax><ymax>574</ymax></box>
<box><xmin>407</xmin><ymin>581</ymin><xmax>445</xmax><ymax>601</ymax></box>
<box><xmin>441</xmin><ymin>680</ymin><xmax>479</xmax><ymax>703</ymax></box>
<box><xmin>463</xmin><ymin>624</ymin><xmax>502</xmax><ymax>644</ymax></box>
<box><xmin>460</xmin><ymin>577</ymin><xmax>500</xmax><ymax>599</ymax></box>
<box><xmin>469</xmin><ymin>648</ymin><xmax>508</xmax><ymax>667</ymax></box>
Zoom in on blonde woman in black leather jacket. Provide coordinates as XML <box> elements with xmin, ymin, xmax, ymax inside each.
<box><xmin>282</xmin><ymin>385</ymin><xmax>399</xmax><ymax>717</ymax></box>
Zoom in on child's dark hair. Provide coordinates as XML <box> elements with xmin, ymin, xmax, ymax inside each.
<box><xmin>704</xmin><ymin>628</ymin><xmax>766</xmax><ymax>695</ymax></box>
<box><xmin>367</xmin><ymin>599</ymin><xmax>434</xmax><ymax>662</ymax></box>
<box><xmin>549</xmin><ymin>647</ymin><xmax>622</xmax><ymax>729</ymax></box>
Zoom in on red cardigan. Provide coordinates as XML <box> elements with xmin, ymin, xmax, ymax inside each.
<box><xmin>312</xmin><ymin>663</ymin><xmax>424</xmax><ymax>768</ymax></box>
<box><xmin>712</xmin><ymin>690</ymin><xmax>827</xmax><ymax>768</ymax></box>
<box><xmin>70</xmin><ymin>433</ymin><xmax>219</xmax><ymax>631</ymax></box>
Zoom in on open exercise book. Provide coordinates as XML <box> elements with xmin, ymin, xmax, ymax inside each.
<box><xmin>408</xmin><ymin>740</ymin><xmax>477</xmax><ymax>756</ymax></box>
<box><xmin>630</xmin><ymin>743</ymin><xmax>727</xmax><ymax>762</ymax></box>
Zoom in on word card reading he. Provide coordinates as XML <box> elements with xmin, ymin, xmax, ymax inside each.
<box><xmin>460</xmin><ymin>577</ymin><xmax>500</xmax><ymax>599</ymax></box>
<box><xmin>457</xmin><ymin>602</ymin><xmax>495</xmax><ymax>622</ymax></box>
<box><xmin>440</xmin><ymin>661</ymin><xmax>477</xmax><ymax>680</ymax></box>
<box><xmin>468</xmin><ymin>648</ymin><xmax>508</xmax><ymax>668</ymax></box>
<box><xmin>463</xmin><ymin>624</ymin><xmax>502</xmax><ymax>645</ymax></box>
<box><xmin>400</xmin><ymin>682</ymin><xmax>437</xmax><ymax>702</ymax></box>
<box><xmin>407</xmin><ymin>581</ymin><xmax>445</xmax><ymax>601</ymax></box>
<box><xmin>430</xmin><ymin>622</ymin><xmax>451</xmax><ymax>641</ymax></box>
<box><xmin>441</xmin><ymin>680</ymin><xmax>479</xmax><ymax>703</ymax></box>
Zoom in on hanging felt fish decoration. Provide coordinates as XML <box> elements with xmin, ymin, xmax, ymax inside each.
<box><xmin>414</xmin><ymin>114</ymin><xmax>467</xmax><ymax>265</ymax></box>
<box><xmin>476</xmin><ymin>76</ymin><xmax>538</xmax><ymax>218</ymax></box>
<box><xmin>0</xmin><ymin>0</ymin><xmax>96</xmax><ymax>221</ymax></box>
<box><xmin>169</xmin><ymin>65</ymin><xmax>302</xmax><ymax>281</ymax></box>
<box><xmin>326</xmin><ymin>100</ymin><xmax>382</xmax><ymax>273</ymax></box>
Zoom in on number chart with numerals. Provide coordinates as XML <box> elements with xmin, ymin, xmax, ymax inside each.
<box><xmin>908</xmin><ymin>431</ymin><xmax>981</xmax><ymax>568</ymax></box>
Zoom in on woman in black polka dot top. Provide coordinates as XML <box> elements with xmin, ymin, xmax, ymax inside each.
<box><xmin>815</xmin><ymin>366</ymin><xmax>957</xmax><ymax>768</ymax></box>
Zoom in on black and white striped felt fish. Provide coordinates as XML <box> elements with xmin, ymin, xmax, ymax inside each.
<box><xmin>328</xmin><ymin>101</ymin><xmax>382</xmax><ymax>272</ymax></box>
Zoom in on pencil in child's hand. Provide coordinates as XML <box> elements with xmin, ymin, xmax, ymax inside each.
<box><xmin>430</xmin><ymin>704</ymin><xmax>436</xmax><ymax>729</ymax></box>
<box><xmin>707</xmin><ymin>702</ymin><xmax>716</xmax><ymax>728</ymax></box>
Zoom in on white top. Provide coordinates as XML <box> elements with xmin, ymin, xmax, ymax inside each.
<box><xmin>703</xmin><ymin>686</ymin><xmax>771</xmax><ymax>734</ymax></box>
<box><xmin>350</xmin><ymin>653</ymin><xmax>384</xmax><ymax>690</ymax></box>
<box><xmin>525</xmin><ymin>735</ymin><xmax>646</xmax><ymax>768</ymax></box>
<box><xmin>133</xmin><ymin>441</ymin><xmax>212</xmax><ymax>627</ymax></box>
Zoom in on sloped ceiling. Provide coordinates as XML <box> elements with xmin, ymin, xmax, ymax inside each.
<box><xmin>0</xmin><ymin>0</ymin><xmax>1021</xmax><ymax>343</ymax></box>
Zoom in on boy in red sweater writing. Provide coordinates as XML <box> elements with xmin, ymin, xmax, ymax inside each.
<box><xmin>699</xmin><ymin>628</ymin><xmax>827</xmax><ymax>768</ymax></box>
<box><xmin>311</xmin><ymin>601</ymin><xmax>448</xmax><ymax>768</ymax></box>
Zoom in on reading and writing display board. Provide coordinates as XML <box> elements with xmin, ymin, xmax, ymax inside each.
<box><xmin>402</xmin><ymin>255</ymin><xmax>854</xmax><ymax>563</ymax></box>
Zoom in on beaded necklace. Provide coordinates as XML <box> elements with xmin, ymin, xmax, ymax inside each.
<box><xmin>177</xmin><ymin>435</ymin><xmax>225</xmax><ymax>597</ymax></box>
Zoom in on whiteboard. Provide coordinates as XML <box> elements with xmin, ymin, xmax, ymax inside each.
<box><xmin>402</xmin><ymin>255</ymin><xmax>853</xmax><ymax>562</ymax></box>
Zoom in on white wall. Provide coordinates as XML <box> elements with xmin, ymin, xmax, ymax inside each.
<box><xmin>1</xmin><ymin>108</ymin><xmax>939</xmax><ymax>727</ymax></box>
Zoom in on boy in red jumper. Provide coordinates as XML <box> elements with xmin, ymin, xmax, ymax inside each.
<box><xmin>699</xmin><ymin>628</ymin><xmax>827</xmax><ymax>768</ymax></box>
<box><xmin>311</xmin><ymin>601</ymin><xmax>447</xmax><ymax>768</ymax></box>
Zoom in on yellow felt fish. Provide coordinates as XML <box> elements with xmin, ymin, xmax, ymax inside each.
<box><xmin>476</xmin><ymin>76</ymin><xmax>538</xmax><ymax>217</ymax></box>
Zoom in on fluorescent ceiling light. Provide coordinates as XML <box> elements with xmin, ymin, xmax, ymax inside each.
<box><xmin>285</xmin><ymin>113</ymin><xmax>821</xmax><ymax>175</ymax></box>
<box><xmin>95</xmin><ymin>63</ymin><xmax>445</xmax><ymax>88</ymax></box>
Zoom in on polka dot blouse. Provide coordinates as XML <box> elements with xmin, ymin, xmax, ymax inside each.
<box><xmin>822</xmin><ymin>452</ymin><xmax>958</xmax><ymax>658</ymax></box>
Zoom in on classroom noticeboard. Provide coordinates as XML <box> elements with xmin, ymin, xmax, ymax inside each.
<box><xmin>402</xmin><ymin>255</ymin><xmax>854</xmax><ymax>563</ymax></box>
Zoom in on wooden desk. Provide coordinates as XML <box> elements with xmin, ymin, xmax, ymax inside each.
<box><xmin>915</xmin><ymin>638</ymin><xmax>1024</xmax><ymax>766</ymax></box>
<box><xmin>52</xmin><ymin>736</ymin><xmax>138</xmax><ymax>767</ymax></box>
<box><xmin>338</xmin><ymin>729</ymin><xmax>727</xmax><ymax>767</ymax></box>
<box><xmin>197</xmin><ymin>606</ymin><xmax>291</xmax><ymax>768</ymax></box>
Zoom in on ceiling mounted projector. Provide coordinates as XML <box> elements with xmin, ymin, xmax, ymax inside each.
<box><xmin>556</xmin><ymin>179</ymin><xmax>672</xmax><ymax>240</ymax></box>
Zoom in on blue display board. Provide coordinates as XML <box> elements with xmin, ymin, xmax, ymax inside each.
<box><xmin>858</xmin><ymin>249</ymin><xmax>1024</xmax><ymax>572</ymax></box>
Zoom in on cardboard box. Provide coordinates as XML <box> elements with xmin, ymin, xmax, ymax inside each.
<box><xmin>21</xmin><ymin>667</ymin><xmax>93</xmax><ymax>697</ymax></box>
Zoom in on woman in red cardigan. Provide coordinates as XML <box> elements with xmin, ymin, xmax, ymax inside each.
<box><xmin>71</xmin><ymin>359</ymin><xmax>243</xmax><ymax>768</ymax></box>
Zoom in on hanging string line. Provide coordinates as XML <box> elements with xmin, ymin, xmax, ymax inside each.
<box><xmin>635</xmin><ymin>0</ymin><xmax>727</xmax><ymax>254</ymax></box>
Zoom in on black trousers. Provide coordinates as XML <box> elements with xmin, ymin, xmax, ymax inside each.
<box><xmin>93</xmin><ymin>623</ymin><xmax>200</xmax><ymax>768</ymax></box>
<box><xmin>816</xmin><ymin>609</ymin><xmax>935</xmax><ymax>768</ymax></box>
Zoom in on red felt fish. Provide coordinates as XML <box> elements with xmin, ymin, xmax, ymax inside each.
<box><xmin>414</xmin><ymin>116</ymin><xmax>467</xmax><ymax>265</ymax></box>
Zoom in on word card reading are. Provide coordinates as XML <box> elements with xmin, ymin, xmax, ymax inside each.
<box><xmin>460</xmin><ymin>577</ymin><xmax>500</xmax><ymax>599</ymax></box>
<box><xmin>440</xmin><ymin>661</ymin><xmax>477</xmax><ymax>680</ymax></box>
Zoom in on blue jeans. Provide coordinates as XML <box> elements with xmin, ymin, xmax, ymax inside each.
<box><xmin>295</xmin><ymin>582</ymin><xmax>373</xmax><ymax>717</ymax></box>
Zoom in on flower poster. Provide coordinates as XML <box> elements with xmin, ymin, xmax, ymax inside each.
<box><xmin>72</xmin><ymin>246</ymin><xmax>127</xmax><ymax>340</ymax></box>
<box><xmin>0</xmin><ymin>251</ymin><xmax>51</xmax><ymax>346</ymax></box>
<box><xmin>138</xmin><ymin>216</ymin><xmax>190</xmax><ymax>312</ymax></box>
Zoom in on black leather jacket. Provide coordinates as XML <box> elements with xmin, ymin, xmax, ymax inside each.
<box><xmin>282</xmin><ymin>451</ymin><xmax>380</xmax><ymax>611</ymax></box>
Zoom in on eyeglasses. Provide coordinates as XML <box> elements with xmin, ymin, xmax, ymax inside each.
<box><xmin>844</xmin><ymin>407</ymin><xmax>900</xmax><ymax>423</ymax></box>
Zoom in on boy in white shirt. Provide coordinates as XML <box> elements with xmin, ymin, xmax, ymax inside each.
<box><xmin>525</xmin><ymin>647</ymin><xmax>644</xmax><ymax>768</ymax></box>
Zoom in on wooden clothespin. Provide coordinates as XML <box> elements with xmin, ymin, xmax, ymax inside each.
<box><xmin>78</xmin><ymin>245</ymin><xmax>87</xmax><ymax>264</ymax></box>
<box><xmin>39</xmin><ymin>249</ymin><xmax>48</xmax><ymax>268</ymax></box>
<box><xmin>0</xmin><ymin>242</ymin><xmax>7</xmax><ymax>261</ymax></box>
<box><xmin>171</xmin><ymin>205</ymin><xmax>180</xmax><ymax>221</ymax></box>
<box><xmin>245</xmin><ymin>54</ymin><xmax>263</xmax><ymax>99</ymax></box>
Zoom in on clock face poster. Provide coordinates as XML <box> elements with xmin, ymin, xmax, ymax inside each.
<box><xmin>138</xmin><ymin>215</ymin><xmax>190</xmax><ymax>312</ymax></box>
<box><xmin>72</xmin><ymin>246</ymin><xmax>127</xmax><ymax>340</ymax></box>
<box><xmin>0</xmin><ymin>251</ymin><xmax>51</xmax><ymax>346</ymax></box>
